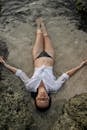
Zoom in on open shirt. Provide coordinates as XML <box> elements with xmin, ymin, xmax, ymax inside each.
<box><xmin>15</xmin><ymin>65</ymin><xmax>69</xmax><ymax>93</ymax></box>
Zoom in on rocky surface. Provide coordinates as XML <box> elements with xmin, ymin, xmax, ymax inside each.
<box><xmin>74</xmin><ymin>0</ymin><xmax>87</xmax><ymax>13</ymax></box>
<box><xmin>0</xmin><ymin>0</ymin><xmax>87</xmax><ymax>130</ymax></box>
<box><xmin>52</xmin><ymin>93</ymin><xmax>87</xmax><ymax>130</ymax></box>
<box><xmin>74</xmin><ymin>0</ymin><xmax>87</xmax><ymax>31</ymax></box>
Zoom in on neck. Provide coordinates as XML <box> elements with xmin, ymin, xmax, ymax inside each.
<box><xmin>38</xmin><ymin>81</ymin><xmax>46</xmax><ymax>93</ymax></box>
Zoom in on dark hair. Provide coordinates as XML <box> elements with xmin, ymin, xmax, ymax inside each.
<box><xmin>31</xmin><ymin>92</ymin><xmax>37</xmax><ymax>99</ymax></box>
<box><xmin>35</xmin><ymin>95</ymin><xmax>51</xmax><ymax>112</ymax></box>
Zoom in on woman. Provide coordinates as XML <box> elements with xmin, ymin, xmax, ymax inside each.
<box><xmin>0</xmin><ymin>18</ymin><xmax>87</xmax><ymax>110</ymax></box>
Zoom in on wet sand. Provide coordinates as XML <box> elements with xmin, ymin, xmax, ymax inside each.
<box><xmin>0</xmin><ymin>16</ymin><xmax>87</xmax><ymax>100</ymax></box>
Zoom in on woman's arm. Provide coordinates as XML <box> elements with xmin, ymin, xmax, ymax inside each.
<box><xmin>66</xmin><ymin>59</ymin><xmax>87</xmax><ymax>77</ymax></box>
<box><xmin>0</xmin><ymin>56</ymin><xmax>17</xmax><ymax>74</ymax></box>
<box><xmin>0</xmin><ymin>56</ymin><xmax>29</xmax><ymax>84</ymax></box>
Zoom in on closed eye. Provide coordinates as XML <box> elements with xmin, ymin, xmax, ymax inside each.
<box><xmin>37</xmin><ymin>97</ymin><xmax>49</xmax><ymax>101</ymax></box>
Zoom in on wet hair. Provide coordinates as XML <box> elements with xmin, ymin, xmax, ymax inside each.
<box><xmin>31</xmin><ymin>92</ymin><xmax>37</xmax><ymax>99</ymax></box>
<box><xmin>35</xmin><ymin>94</ymin><xmax>51</xmax><ymax>112</ymax></box>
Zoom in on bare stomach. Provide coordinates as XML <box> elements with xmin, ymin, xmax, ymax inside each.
<box><xmin>34</xmin><ymin>57</ymin><xmax>54</xmax><ymax>67</ymax></box>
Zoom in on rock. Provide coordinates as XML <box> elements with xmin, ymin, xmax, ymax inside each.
<box><xmin>65</xmin><ymin>93</ymin><xmax>87</xmax><ymax>129</ymax></box>
<box><xmin>74</xmin><ymin>0</ymin><xmax>87</xmax><ymax>31</ymax></box>
<box><xmin>0</xmin><ymin>69</ymin><xmax>35</xmax><ymax>130</ymax></box>
<box><xmin>0</xmin><ymin>40</ymin><xmax>9</xmax><ymax>80</ymax></box>
<box><xmin>52</xmin><ymin>93</ymin><xmax>87</xmax><ymax>130</ymax></box>
<box><xmin>0</xmin><ymin>39</ymin><xmax>9</xmax><ymax>59</ymax></box>
<box><xmin>52</xmin><ymin>114</ymin><xmax>82</xmax><ymax>130</ymax></box>
<box><xmin>74</xmin><ymin>0</ymin><xmax>87</xmax><ymax>13</ymax></box>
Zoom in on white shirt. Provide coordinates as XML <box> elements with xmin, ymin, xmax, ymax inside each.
<box><xmin>15</xmin><ymin>65</ymin><xmax>69</xmax><ymax>93</ymax></box>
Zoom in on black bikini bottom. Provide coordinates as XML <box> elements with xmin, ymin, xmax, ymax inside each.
<box><xmin>36</xmin><ymin>51</ymin><xmax>53</xmax><ymax>59</ymax></box>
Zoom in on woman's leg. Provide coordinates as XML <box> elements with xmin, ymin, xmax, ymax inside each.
<box><xmin>32</xmin><ymin>19</ymin><xmax>44</xmax><ymax>60</ymax></box>
<box><xmin>41</xmin><ymin>19</ymin><xmax>55</xmax><ymax>59</ymax></box>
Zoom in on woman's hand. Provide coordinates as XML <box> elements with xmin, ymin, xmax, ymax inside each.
<box><xmin>79</xmin><ymin>59</ymin><xmax>87</xmax><ymax>67</ymax></box>
<box><xmin>0</xmin><ymin>56</ymin><xmax>6</xmax><ymax>64</ymax></box>
<box><xmin>0</xmin><ymin>56</ymin><xmax>18</xmax><ymax>73</ymax></box>
<box><xmin>66</xmin><ymin>58</ymin><xmax>87</xmax><ymax>77</ymax></box>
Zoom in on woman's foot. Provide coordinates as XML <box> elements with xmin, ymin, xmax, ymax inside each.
<box><xmin>40</xmin><ymin>18</ymin><xmax>48</xmax><ymax>36</ymax></box>
<box><xmin>36</xmin><ymin>18</ymin><xmax>42</xmax><ymax>34</ymax></box>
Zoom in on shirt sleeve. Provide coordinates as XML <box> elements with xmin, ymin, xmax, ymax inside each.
<box><xmin>15</xmin><ymin>69</ymin><xmax>30</xmax><ymax>85</ymax></box>
<box><xmin>55</xmin><ymin>73</ymin><xmax>69</xmax><ymax>91</ymax></box>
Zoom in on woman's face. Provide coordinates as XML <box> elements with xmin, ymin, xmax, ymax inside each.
<box><xmin>35</xmin><ymin>88</ymin><xmax>50</xmax><ymax>109</ymax></box>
